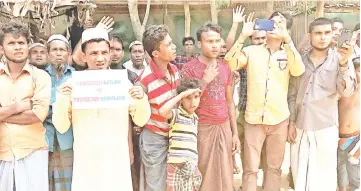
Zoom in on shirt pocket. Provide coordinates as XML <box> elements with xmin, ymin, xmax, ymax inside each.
<box><xmin>319</xmin><ymin>68</ymin><xmax>338</xmax><ymax>92</ymax></box>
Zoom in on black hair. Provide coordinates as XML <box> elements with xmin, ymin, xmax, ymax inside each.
<box><xmin>269</xmin><ymin>12</ymin><xmax>293</xmax><ymax>30</ymax></box>
<box><xmin>331</xmin><ymin>18</ymin><xmax>344</xmax><ymax>26</ymax></box>
<box><xmin>0</xmin><ymin>22</ymin><xmax>30</xmax><ymax>45</ymax></box>
<box><xmin>109</xmin><ymin>34</ymin><xmax>124</xmax><ymax>50</ymax></box>
<box><xmin>182</xmin><ymin>37</ymin><xmax>195</xmax><ymax>46</ymax></box>
<box><xmin>308</xmin><ymin>17</ymin><xmax>332</xmax><ymax>33</ymax></box>
<box><xmin>196</xmin><ymin>23</ymin><xmax>222</xmax><ymax>41</ymax></box>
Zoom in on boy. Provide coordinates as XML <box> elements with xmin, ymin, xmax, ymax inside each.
<box><xmin>159</xmin><ymin>78</ymin><xmax>202</xmax><ymax>191</ymax></box>
<box><xmin>337</xmin><ymin>56</ymin><xmax>360</xmax><ymax>191</ymax></box>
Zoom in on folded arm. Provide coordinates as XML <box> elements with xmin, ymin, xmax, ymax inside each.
<box><xmin>4</xmin><ymin>71</ymin><xmax>51</xmax><ymax>125</ymax></box>
<box><xmin>3</xmin><ymin>111</ymin><xmax>42</xmax><ymax>125</ymax></box>
<box><xmin>0</xmin><ymin>104</ymin><xmax>19</xmax><ymax>122</ymax></box>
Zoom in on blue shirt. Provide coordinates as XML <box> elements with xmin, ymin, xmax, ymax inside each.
<box><xmin>44</xmin><ymin>64</ymin><xmax>74</xmax><ymax>152</ymax></box>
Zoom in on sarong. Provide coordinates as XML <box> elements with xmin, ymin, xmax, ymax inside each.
<box><xmin>291</xmin><ymin>126</ymin><xmax>338</xmax><ymax>191</ymax></box>
<box><xmin>49</xmin><ymin>136</ymin><xmax>73</xmax><ymax>191</ymax></box>
<box><xmin>0</xmin><ymin>149</ymin><xmax>49</xmax><ymax>191</ymax></box>
<box><xmin>197</xmin><ymin>120</ymin><xmax>233</xmax><ymax>191</ymax></box>
<box><xmin>139</xmin><ymin>128</ymin><xmax>168</xmax><ymax>191</ymax></box>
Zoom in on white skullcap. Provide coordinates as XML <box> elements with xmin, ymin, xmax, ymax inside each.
<box><xmin>47</xmin><ymin>34</ymin><xmax>69</xmax><ymax>44</ymax></box>
<box><xmin>129</xmin><ymin>40</ymin><xmax>143</xmax><ymax>49</ymax></box>
<box><xmin>81</xmin><ymin>27</ymin><xmax>109</xmax><ymax>45</ymax></box>
<box><xmin>29</xmin><ymin>43</ymin><xmax>46</xmax><ymax>50</ymax></box>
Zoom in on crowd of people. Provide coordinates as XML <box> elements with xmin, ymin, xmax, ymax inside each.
<box><xmin>0</xmin><ymin>5</ymin><xmax>360</xmax><ymax>191</ymax></box>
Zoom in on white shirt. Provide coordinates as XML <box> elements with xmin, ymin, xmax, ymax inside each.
<box><xmin>123</xmin><ymin>60</ymin><xmax>147</xmax><ymax>76</ymax></box>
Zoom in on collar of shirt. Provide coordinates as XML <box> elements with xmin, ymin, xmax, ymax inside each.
<box><xmin>45</xmin><ymin>64</ymin><xmax>74</xmax><ymax>75</ymax></box>
<box><xmin>0</xmin><ymin>60</ymin><xmax>33</xmax><ymax>76</ymax></box>
<box><xmin>178</xmin><ymin>106</ymin><xmax>198</xmax><ymax>120</ymax></box>
<box><xmin>305</xmin><ymin>48</ymin><xmax>334</xmax><ymax>67</ymax></box>
<box><xmin>264</xmin><ymin>42</ymin><xmax>285</xmax><ymax>52</ymax></box>
<box><xmin>149</xmin><ymin>59</ymin><xmax>176</xmax><ymax>80</ymax></box>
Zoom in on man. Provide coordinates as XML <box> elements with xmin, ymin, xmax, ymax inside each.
<box><xmin>44</xmin><ymin>34</ymin><xmax>75</xmax><ymax>191</ymax></box>
<box><xmin>71</xmin><ymin>16</ymin><xmax>115</xmax><ymax>71</ymax></box>
<box><xmin>52</xmin><ymin>27</ymin><xmax>151</xmax><ymax>191</ymax></box>
<box><xmin>109</xmin><ymin>34</ymin><xmax>125</xmax><ymax>69</ymax></box>
<box><xmin>174</xmin><ymin>36</ymin><xmax>196</xmax><ymax>70</ymax></box>
<box><xmin>331</xmin><ymin>18</ymin><xmax>344</xmax><ymax>48</ymax></box>
<box><xmin>123</xmin><ymin>40</ymin><xmax>147</xmax><ymax>75</ymax></box>
<box><xmin>136</xmin><ymin>25</ymin><xmax>180</xmax><ymax>191</ymax></box>
<box><xmin>235</xmin><ymin>29</ymin><xmax>267</xmax><ymax>184</ymax></box>
<box><xmin>108</xmin><ymin>35</ymin><xmax>138</xmax><ymax>84</ymax></box>
<box><xmin>225</xmin><ymin>11</ymin><xmax>304</xmax><ymax>191</ymax></box>
<box><xmin>181</xmin><ymin>23</ymin><xmax>240</xmax><ymax>191</ymax></box>
<box><xmin>288</xmin><ymin>18</ymin><xmax>356</xmax><ymax>191</ymax></box>
<box><xmin>337</xmin><ymin>56</ymin><xmax>360</xmax><ymax>191</ymax></box>
<box><xmin>0</xmin><ymin>22</ymin><xmax>51</xmax><ymax>191</ymax></box>
<box><xmin>29</xmin><ymin>42</ymin><xmax>48</xmax><ymax>70</ymax></box>
<box><xmin>123</xmin><ymin>40</ymin><xmax>146</xmax><ymax>191</ymax></box>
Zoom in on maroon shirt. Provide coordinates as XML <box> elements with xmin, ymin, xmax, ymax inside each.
<box><xmin>181</xmin><ymin>58</ymin><xmax>232</xmax><ymax>124</ymax></box>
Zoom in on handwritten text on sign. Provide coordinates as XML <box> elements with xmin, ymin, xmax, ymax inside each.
<box><xmin>72</xmin><ymin>70</ymin><xmax>130</xmax><ymax>109</ymax></box>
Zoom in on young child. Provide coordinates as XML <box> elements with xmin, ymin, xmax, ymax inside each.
<box><xmin>159</xmin><ymin>78</ymin><xmax>202</xmax><ymax>191</ymax></box>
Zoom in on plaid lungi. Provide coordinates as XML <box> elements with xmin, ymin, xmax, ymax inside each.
<box><xmin>166</xmin><ymin>161</ymin><xmax>202</xmax><ymax>191</ymax></box>
<box><xmin>48</xmin><ymin>136</ymin><xmax>73</xmax><ymax>191</ymax></box>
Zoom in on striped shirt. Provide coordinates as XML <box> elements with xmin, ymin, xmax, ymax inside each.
<box><xmin>136</xmin><ymin>59</ymin><xmax>180</xmax><ymax>136</ymax></box>
<box><xmin>168</xmin><ymin>107</ymin><xmax>198</xmax><ymax>164</ymax></box>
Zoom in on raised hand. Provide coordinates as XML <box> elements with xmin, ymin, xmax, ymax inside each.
<box><xmin>338</xmin><ymin>42</ymin><xmax>354</xmax><ymax>66</ymax></box>
<box><xmin>202</xmin><ymin>63</ymin><xmax>219</xmax><ymax>84</ymax></box>
<box><xmin>181</xmin><ymin>88</ymin><xmax>202</xmax><ymax>97</ymax></box>
<box><xmin>232</xmin><ymin>6</ymin><xmax>246</xmax><ymax>24</ymax></box>
<box><xmin>241</xmin><ymin>12</ymin><xmax>256</xmax><ymax>38</ymax></box>
<box><xmin>275</xmin><ymin>13</ymin><xmax>291</xmax><ymax>42</ymax></box>
<box><xmin>96</xmin><ymin>16</ymin><xmax>115</xmax><ymax>33</ymax></box>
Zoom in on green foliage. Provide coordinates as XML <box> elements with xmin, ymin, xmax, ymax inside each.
<box><xmin>216</xmin><ymin>0</ymin><xmax>231</xmax><ymax>9</ymax></box>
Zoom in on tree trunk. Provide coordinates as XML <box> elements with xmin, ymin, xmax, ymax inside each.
<box><xmin>184</xmin><ymin>2</ymin><xmax>191</xmax><ymax>37</ymax></box>
<box><xmin>210</xmin><ymin>0</ymin><xmax>218</xmax><ymax>24</ymax></box>
<box><xmin>266</xmin><ymin>1</ymin><xmax>274</xmax><ymax>18</ymax></box>
<box><xmin>315</xmin><ymin>0</ymin><xmax>325</xmax><ymax>18</ymax></box>
<box><xmin>127</xmin><ymin>0</ymin><xmax>151</xmax><ymax>41</ymax></box>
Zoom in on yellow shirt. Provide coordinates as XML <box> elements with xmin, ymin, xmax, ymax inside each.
<box><xmin>0</xmin><ymin>62</ymin><xmax>51</xmax><ymax>161</ymax></box>
<box><xmin>52</xmin><ymin>80</ymin><xmax>150</xmax><ymax>191</ymax></box>
<box><xmin>225</xmin><ymin>38</ymin><xmax>305</xmax><ymax>125</ymax></box>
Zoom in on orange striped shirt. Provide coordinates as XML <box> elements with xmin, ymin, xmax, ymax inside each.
<box><xmin>136</xmin><ymin>60</ymin><xmax>180</xmax><ymax>136</ymax></box>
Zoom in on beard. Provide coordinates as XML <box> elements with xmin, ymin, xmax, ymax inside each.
<box><xmin>52</xmin><ymin>63</ymin><xmax>65</xmax><ymax>79</ymax></box>
<box><xmin>311</xmin><ymin>41</ymin><xmax>330</xmax><ymax>51</ymax></box>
